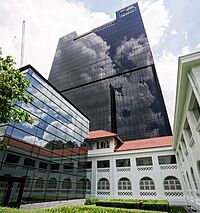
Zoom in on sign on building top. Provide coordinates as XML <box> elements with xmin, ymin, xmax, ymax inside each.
<box><xmin>116</xmin><ymin>3</ymin><xmax>138</xmax><ymax>19</ymax></box>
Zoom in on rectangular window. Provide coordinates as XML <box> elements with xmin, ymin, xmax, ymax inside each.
<box><xmin>136</xmin><ymin>157</ymin><xmax>153</xmax><ymax>166</ymax></box>
<box><xmin>78</xmin><ymin>162</ymin><xmax>86</xmax><ymax>169</ymax></box>
<box><xmin>97</xmin><ymin>141</ymin><xmax>110</xmax><ymax>149</ymax></box>
<box><xmin>24</xmin><ymin>158</ymin><xmax>36</xmax><ymax>167</ymax></box>
<box><xmin>63</xmin><ymin>163</ymin><xmax>74</xmax><ymax>170</ymax></box>
<box><xmin>158</xmin><ymin>155</ymin><xmax>176</xmax><ymax>165</ymax></box>
<box><xmin>5</xmin><ymin>153</ymin><xmax>20</xmax><ymax>164</ymax></box>
<box><xmin>116</xmin><ymin>159</ymin><xmax>130</xmax><ymax>167</ymax></box>
<box><xmin>184</xmin><ymin>119</ymin><xmax>192</xmax><ymax>139</ymax></box>
<box><xmin>87</xmin><ymin>161</ymin><xmax>92</xmax><ymax>169</ymax></box>
<box><xmin>193</xmin><ymin>98</ymin><xmax>200</xmax><ymax>121</ymax></box>
<box><xmin>39</xmin><ymin>161</ymin><xmax>48</xmax><ymax>169</ymax></box>
<box><xmin>97</xmin><ymin>160</ymin><xmax>110</xmax><ymax>168</ymax></box>
<box><xmin>51</xmin><ymin>163</ymin><xmax>60</xmax><ymax>170</ymax></box>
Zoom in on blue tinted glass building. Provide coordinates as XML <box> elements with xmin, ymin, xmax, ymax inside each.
<box><xmin>0</xmin><ymin>65</ymin><xmax>90</xmax><ymax>207</ymax></box>
<box><xmin>49</xmin><ymin>3</ymin><xmax>172</xmax><ymax>141</ymax></box>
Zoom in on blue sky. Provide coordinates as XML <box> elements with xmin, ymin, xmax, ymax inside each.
<box><xmin>0</xmin><ymin>0</ymin><xmax>200</xmax><ymax>128</ymax></box>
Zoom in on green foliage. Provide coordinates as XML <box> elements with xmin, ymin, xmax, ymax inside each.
<box><xmin>0</xmin><ymin>49</ymin><xmax>34</xmax><ymax>124</ymax></box>
<box><xmin>85</xmin><ymin>198</ymin><xmax>98</xmax><ymax>205</ymax></box>
<box><xmin>0</xmin><ymin>49</ymin><xmax>34</xmax><ymax>150</ymax></box>
<box><xmin>0</xmin><ymin>139</ymin><xmax>8</xmax><ymax>151</ymax></box>
<box><xmin>95</xmin><ymin>199</ymin><xmax>169</xmax><ymax>212</ymax></box>
<box><xmin>0</xmin><ymin>206</ymin><xmax>168</xmax><ymax>213</ymax></box>
<box><xmin>96</xmin><ymin>199</ymin><xmax>168</xmax><ymax>204</ymax></box>
<box><xmin>169</xmin><ymin>206</ymin><xmax>187</xmax><ymax>213</ymax></box>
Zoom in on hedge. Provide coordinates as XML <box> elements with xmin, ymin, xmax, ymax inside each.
<box><xmin>95</xmin><ymin>200</ymin><xmax>169</xmax><ymax>212</ymax></box>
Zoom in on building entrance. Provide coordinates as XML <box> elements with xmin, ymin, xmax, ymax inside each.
<box><xmin>0</xmin><ymin>176</ymin><xmax>25</xmax><ymax>208</ymax></box>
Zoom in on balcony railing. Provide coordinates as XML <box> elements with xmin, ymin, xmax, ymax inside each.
<box><xmin>160</xmin><ymin>164</ymin><xmax>178</xmax><ymax>170</ymax></box>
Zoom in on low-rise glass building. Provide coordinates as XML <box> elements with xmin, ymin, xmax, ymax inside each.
<box><xmin>0</xmin><ymin>65</ymin><xmax>90</xmax><ymax>207</ymax></box>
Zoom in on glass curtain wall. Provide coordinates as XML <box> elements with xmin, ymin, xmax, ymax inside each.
<box><xmin>49</xmin><ymin>3</ymin><xmax>171</xmax><ymax>141</ymax></box>
<box><xmin>0</xmin><ymin>66</ymin><xmax>89</xmax><ymax>206</ymax></box>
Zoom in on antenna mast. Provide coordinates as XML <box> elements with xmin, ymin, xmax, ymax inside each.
<box><xmin>20</xmin><ymin>20</ymin><xmax>25</xmax><ymax>67</ymax></box>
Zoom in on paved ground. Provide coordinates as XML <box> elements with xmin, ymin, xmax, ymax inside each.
<box><xmin>20</xmin><ymin>199</ymin><xmax>85</xmax><ymax>210</ymax></box>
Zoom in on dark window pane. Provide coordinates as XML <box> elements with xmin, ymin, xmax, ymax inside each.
<box><xmin>5</xmin><ymin>153</ymin><xmax>20</xmax><ymax>164</ymax></box>
<box><xmin>24</xmin><ymin>158</ymin><xmax>35</xmax><ymax>167</ymax></box>
<box><xmin>39</xmin><ymin>161</ymin><xmax>48</xmax><ymax>169</ymax></box>
<box><xmin>136</xmin><ymin>157</ymin><xmax>152</xmax><ymax>166</ymax></box>
<box><xmin>158</xmin><ymin>155</ymin><xmax>176</xmax><ymax>165</ymax></box>
<box><xmin>51</xmin><ymin>163</ymin><xmax>60</xmax><ymax>170</ymax></box>
<box><xmin>97</xmin><ymin>160</ymin><xmax>110</xmax><ymax>168</ymax></box>
<box><xmin>116</xmin><ymin>159</ymin><xmax>130</xmax><ymax>167</ymax></box>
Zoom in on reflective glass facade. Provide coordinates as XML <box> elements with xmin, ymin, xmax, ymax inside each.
<box><xmin>49</xmin><ymin>3</ymin><xmax>171</xmax><ymax>141</ymax></box>
<box><xmin>0</xmin><ymin>66</ymin><xmax>89</xmax><ymax>207</ymax></box>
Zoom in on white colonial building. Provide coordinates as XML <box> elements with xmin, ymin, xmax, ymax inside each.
<box><xmin>86</xmin><ymin>130</ymin><xmax>185</xmax><ymax>206</ymax></box>
<box><xmin>173</xmin><ymin>51</ymin><xmax>200</xmax><ymax>210</ymax></box>
<box><xmin>84</xmin><ymin>51</ymin><xmax>200</xmax><ymax>212</ymax></box>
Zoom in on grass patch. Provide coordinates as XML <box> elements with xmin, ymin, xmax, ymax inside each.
<box><xmin>0</xmin><ymin>205</ymin><xmax>168</xmax><ymax>213</ymax></box>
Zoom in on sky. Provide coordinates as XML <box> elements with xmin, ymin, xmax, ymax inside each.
<box><xmin>0</xmin><ymin>0</ymin><xmax>200</xmax><ymax>129</ymax></box>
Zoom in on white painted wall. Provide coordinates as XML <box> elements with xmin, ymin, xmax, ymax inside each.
<box><xmin>87</xmin><ymin>144</ymin><xmax>186</xmax><ymax>205</ymax></box>
<box><xmin>175</xmin><ymin>66</ymin><xmax>200</xmax><ymax>210</ymax></box>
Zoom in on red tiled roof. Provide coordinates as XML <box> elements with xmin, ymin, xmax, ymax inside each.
<box><xmin>4</xmin><ymin>136</ymin><xmax>87</xmax><ymax>158</ymax></box>
<box><xmin>115</xmin><ymin>136</ymin><xmax>173</xmax><ymax>152</ymax></box>
<box><xmin>88</xmin><ymin>130</ymin><xmax>117</xmax><ymax>140</ymax></box>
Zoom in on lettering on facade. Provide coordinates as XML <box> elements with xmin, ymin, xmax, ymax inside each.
<box><xmin>119</xmin><ymin>5</ymin><xmax>137</xmax><ymax>18</ymax></box>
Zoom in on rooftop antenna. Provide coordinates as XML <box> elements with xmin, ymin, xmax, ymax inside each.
<box><xmin>20</xmin><ymin>20</ymin><xmax>25</xmax><ymax>67</ymax></box>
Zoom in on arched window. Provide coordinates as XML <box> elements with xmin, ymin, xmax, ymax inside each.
<box><xmin>190</xmin><ymin>167</ymin><xmax>198</xmax><ymax>190</ymax></box>
<box><xmin>118</xmin><ymin>178</ymin><xmax>131</xmax><ymax>190</ymax></box>
<box><xmin>98</xmin><ymin>178</ymin><xmax>110</xmax><ymax>190</ymax></box>
<box><xmin>77</xmin><ymin>178</ymin><xmax>86</xmax><ymax>190</ymax></box>
<box><xmin>140</xmin><ymin>177</ymin><xmax>155</xmax><ymax>190</ymax></box>
<box><xmin>86</xmin><ymin>179</ymin><xmax>91</xmax><ymax>190</ymax></box>
<box><xmin>35</xmin><ymin>178</ymin><xmax>44</xmax><ymax>189</ymax></box>
<box><xmin>77</xmin><ymin>178</ymin><xmax>91</xmax><ymax>190</ymax></box>
<box><xmin>47</xmin><ymin>178</ymin><xmax>57</xmax><ymax>189</ymax></box>
<box><xmin>62</xmin><ymin>178</ymin><xmax>72</xmax><ymax>189</ymax></box>
<box><xmin>164</xmin><ymin>176</ymin><xmax>181</xmax><ymax>190</ymax></box>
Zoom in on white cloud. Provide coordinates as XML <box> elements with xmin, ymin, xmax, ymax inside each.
<box><xmin>115</xmin><ymin>34</ymin><xmax>153</xmax><ymax>67</ymax></box>
<box><xmin>155</xmin><ymin>46</ymin><xmax>191</xmax><ymax>127</ymax></box>
<box><xmin>184</xmin><ymin>31</ymin><xmax>188</xmax><ymax>39</ymax></box>
<box><xmin>197</xmin><ymin>43</ymin><xmax>200</xmax><ymax>49</ymax></box>
<box><xmin>171</xmin><ymin>30</ymin><xmax>177</xmax><ymax>35</ymax></box>
<box><xmin>0</xmin><ymin>0</ymin><xmax>112</xmax><ymax>78</ymax></box>
<box><xmin>139</xmin><ymin>0</ymin><xmax>170</xmax><ymax>46</ymax></box>
<box><xmin>180</xmin><ymin>45</ymin><xmax>190</xmax><ymax>55</ymax></box>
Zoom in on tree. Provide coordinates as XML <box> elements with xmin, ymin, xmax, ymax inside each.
<box><xmin>0</xmin><ymin>49</ymin><xmax>34</xmax><ymax>150</ymax></box>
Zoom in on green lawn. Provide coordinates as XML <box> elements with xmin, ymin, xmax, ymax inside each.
<box><xmin>0</xmin><ymin>205</ymin><xmax>188</xmax><ymax>213</ymax></box>
<box><xmin>0</xmin><ymin>205</ymin><xmax>168</xmax><ymax>213</ymax></box>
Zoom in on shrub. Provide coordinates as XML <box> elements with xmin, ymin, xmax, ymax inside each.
<box><xmin>85</xmin><ymin>198</ymin><xmax>97</xmax><ymax>205</ymax></box>
<box><xmin>96</xmin><ymin>200</ymin><xmax>169</xmax><ymax>212</ymax></box>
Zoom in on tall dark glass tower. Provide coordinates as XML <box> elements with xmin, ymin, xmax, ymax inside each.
<box><xmin>49</xmin><ymin>3</ymin><xmax>172</xmax><ymax>141</ymax></box>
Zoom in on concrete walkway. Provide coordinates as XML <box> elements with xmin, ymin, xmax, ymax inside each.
<box><xmin>20</xmin><ymin>199</ymin><xmax>85</xmax><ymax>210</ymax></box>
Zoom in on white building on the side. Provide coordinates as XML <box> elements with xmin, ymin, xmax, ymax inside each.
<box><xmin>84</xmin><ymin>51</ymin><xmax>200</xmax><ymax>212</ymax></box>
<box><xmin>173</xmin><ymin>51</ymin><xmax>200</xmax><ymax>210</ymax></box>
<box><xmin>86</xmin><ymin>130</ymin><xmax>186</xmax><ymax>206</ymax></box>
